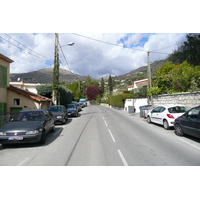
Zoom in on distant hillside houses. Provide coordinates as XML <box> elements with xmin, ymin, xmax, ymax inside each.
<box><xmin>10</xmin><ymin>79</ymin><xmax>41</xmax><ymax>94</ymax></box>
<box><xmin>127</xmin><ymin>78</ymin><xmax>148</xmax><ymax>91</ymax></box>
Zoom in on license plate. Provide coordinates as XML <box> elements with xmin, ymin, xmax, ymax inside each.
<box><xmin>8</xmin><ymin>136</ymin><xmax>23</xmax><ymax>140</ymax></box>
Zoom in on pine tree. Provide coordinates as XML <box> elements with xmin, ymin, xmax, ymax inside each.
<box><xmin>108</xmin><ymin>75</ymin><xmax>113</xmax><ymax>92</ymax></box>
<box><xmin>100</xmin><ymin>77</ymin><xmax>105</xmax><ymax>94</ymax></box>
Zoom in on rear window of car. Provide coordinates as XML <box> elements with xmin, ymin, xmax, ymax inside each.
<box><xmin>49</xmin><ymin>106</ymin><xmax>64</xmax><ymax>112</ymax></box>
<box><xmin>67</xmin><ymin>104</ymin><xmax>75</xmax><ymax>108</ymax></box>
<box><xmin>15</xmin><ymin>111</ymin><xmax>44</xmax><ymax>121</ymax></box>
<box><xmin>168</xmin><ymin>106</ymin><xmax>187</xmax><ymax>113</ymax></box>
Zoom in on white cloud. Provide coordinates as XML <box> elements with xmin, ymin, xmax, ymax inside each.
<box><xmin>0</xmin><ymin>33</ymin><xmax>187</xmax><ymax>78</ymax></box>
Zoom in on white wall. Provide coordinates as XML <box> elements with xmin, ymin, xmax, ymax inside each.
<box><xmin>124</xmin><ymin>98</ymin><xmax>148</xmax><ymax>113</ymax></box>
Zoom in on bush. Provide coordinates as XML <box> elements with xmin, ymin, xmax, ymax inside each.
<box><xmin>36</xmin><ymin>84</ymin><xmax>72</xmax><ymax>106</ymax></box>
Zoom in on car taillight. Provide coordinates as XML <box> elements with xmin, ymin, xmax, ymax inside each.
<box><xmin>167</xmin><ymin>114</ymin><xmax>175</xmax><ymax>119</ymax></box>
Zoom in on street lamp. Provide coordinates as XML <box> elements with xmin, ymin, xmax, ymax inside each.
<box><xmin>61</xmin><ymin>42</ymin><xmax>75</xmax><ymax>47</ymax></box>
<box><xmin>52</xmin><ymin>35</ymin><xmax>75</xmax><ymax>105</ymax></box>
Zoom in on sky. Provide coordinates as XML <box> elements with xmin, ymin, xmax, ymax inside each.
<box><xmin>0</xmin><ymin>33</ymin><xmax>187</xmax><ymax>78</ymax></box>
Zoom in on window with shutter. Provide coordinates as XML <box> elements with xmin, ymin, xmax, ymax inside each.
<box><xmin>0</xmin><ymin>65</ymin><xmax>8</xmax><ymax>87</ymax></box>
<box><xmin>0</xmin><ymin>102</ymin><xmax>6</xmax><ymax>113</ymax></box>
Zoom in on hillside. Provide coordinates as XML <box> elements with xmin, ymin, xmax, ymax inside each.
<box><xmin>116</xmin><ymin>59</ymin><xmax>166</xmax><ymax>80</ymax></box>
<box><xmin>10</xmin><ymin>67</ymin><xmax>92</xmax><ymax>84</ymax></box>
<box><xmin>10</xmin><ymin>59</ymin><xmax>166</xmax><ymax>84</ymax></box>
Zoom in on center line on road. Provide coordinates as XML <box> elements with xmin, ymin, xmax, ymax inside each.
<box><xmin>108</xmin><ymin>129</ymin><xmax>116</xmax><ymax>142</ymax></box>
<box><xmin>117</xmin><ymin>150</ymin><xmax>128</xmax><ymax>166</ymax></box>
<box><xmin>102</xmin><ymin>116</ymin><xmax>108</xmax><ymax>127</ymax></box>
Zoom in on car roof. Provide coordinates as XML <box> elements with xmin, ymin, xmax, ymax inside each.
<box><xmin>49</xmin><ymin>105</ymin><xmax>64</xmax><ymax>107</ymax></box>
<box><xmin>156</xmin><ymin>104</ymin><xmax>185</xmax><ymax>108</ymax></box>
<box><xmin>19</xmin><ymin>109</ymin><xmax>46</xmax><ymax>112</ymax></box>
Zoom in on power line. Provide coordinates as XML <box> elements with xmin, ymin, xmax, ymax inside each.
<box><xmin>0</xmin><ymin>33</ymin><xmax>53</xmax><ymax>62</ymax></box>
<box><xmin>72</xmin><ymin>33</ymin><xmax>169</xmax><ymax>55</ymax></box>
<box><xmin>5</xmin><ymin>33</ymin><xmax>53</xmax><ymax>61</ymax></box>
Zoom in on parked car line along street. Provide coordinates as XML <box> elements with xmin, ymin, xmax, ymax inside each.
<box><xmin>0</xmin><ymin>105</ymin><xmax>200</xmax><ymax>166</ymax></box>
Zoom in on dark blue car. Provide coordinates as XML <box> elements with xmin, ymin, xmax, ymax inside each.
<box><xmin>174</xmin><ymin>106</ymin><xmax>200</xmax><ymax>139</ymax></box>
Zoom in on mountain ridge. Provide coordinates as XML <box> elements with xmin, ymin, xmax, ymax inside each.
<box><xmin>10</xmin><ymin>59</ymin><xmax>166</xmax><ymax>84</ymax></box>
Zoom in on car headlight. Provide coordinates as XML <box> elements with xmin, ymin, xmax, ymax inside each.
<box><xmin>0</xmin><ymin>132</ymin><xmax>6</xmax><ymax>135</ymax></box>
<box><xmin>57</xmin><ymin>116</ymin><xmax>63</xmax><ymax>119</ymax></box>
<box><xmin>26</xmin><ymin>130</ymin><xmax>39</xmax><ymax>135</ymax></box>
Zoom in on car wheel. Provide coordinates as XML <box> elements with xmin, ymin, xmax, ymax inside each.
<box><xmin>174</xmin><ymin>123</ymin><xmax>184</xmax><ymax>136</ymax></box>
<box><xmin>163</xmin><ymin>120</ymin><xmax>170</xmax><ymax>130</ymax></box>
<box><xmin>39</xmin><ymin>130</ymin><xmax>46</xmax><ymax>144</ymax></box>
<box><xmin>147</xmin><ymin>116</ymin><xmax>151</xmax><ymax>123</ymax></box>
<box><xmin>62</xmin><ymin>118</ymin><xmax>66</xmax><ymax>124</ymax></box>
<box><xmin>52</xmin><ymin>124</ymin><xmax>56</xmax><ymax>132</ymax></box>
<box><xmin>1</xmin><ymin>143</ymin><xmax>7</xmax><ymax>147</ymax></box>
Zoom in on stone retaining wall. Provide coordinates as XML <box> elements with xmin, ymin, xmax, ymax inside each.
<box><xmin>153</xmin><ymin>91</ymin><xmax>200</xmax><ymax>109</ymax></box>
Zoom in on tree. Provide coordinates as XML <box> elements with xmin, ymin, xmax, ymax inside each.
<box><xmin>66</xmin><ymin>81</ymin><xmax>82</xmax><ymax>101</ymax></box>
<box><xmin>86</xmin><ymin>86</ymin><xmax>102</xmax><ymax>101</ymax></box>
<box><xmin>168</xmin><ymin>33</ymin><xmax>200</xmax><ymax>66</ymax></box>
<box><xmin>100</xmin><ymin>77</ymin><xmax>105</xmax><ymax>94</ymax></box>
<box><xmin>87</xmin><ymin>81</ymin><xmax>99</xmax><ymax>87</ymax></box>
<box><xmin>36</xmin><ymin>84</ymin><xmax>72</xmax><ymax>105</ymax></box>
<box><xmin>153</xmin><ymin>61</ymin><xmax>200</xmax><ymax>93</ymax></box>
<box><xmin>108</xmin><ymin>75</ymin><xmax>113</xmax><ymax>92</ymax></box>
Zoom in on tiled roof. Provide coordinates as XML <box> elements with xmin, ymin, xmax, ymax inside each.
<box><xmin>127</xmin><ymin>85</ymin><xmax>134</xmax><ymax>88</ymax></box>
<box><xmin>8</xmin><ymin>85</ymin><xmax>52</xmax><ymax>102</ymax></box>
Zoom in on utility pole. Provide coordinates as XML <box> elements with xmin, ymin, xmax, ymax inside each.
<box><xmin>147</xmin><ymin>51</ymin><xmax>153</xmax><ymax>105</ymax></box>
<box><xmin>52</xmin><ymin>33</ymin><xmax>59</xmax><ymax>105</ymax></box>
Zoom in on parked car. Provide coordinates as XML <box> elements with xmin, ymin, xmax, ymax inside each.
<box><xmin>67</xmin><ymin>104</ymin><xmax>78</xmax><ymax>117</ymax></box>
<box><xmin>79</xmin><ymin>98</ymin><xmax>87</xmax><ymax>107</ymax></box>
<box><xmin>147</xmin><ymin>105</ymin><xmax>187</xmax><ymax>129</ymax></box>
<box><xmin>0</xmin><ymin>109</ymin><xmax>55</xmax><ymax>146</ymax></box>
<box><xmin>174</xmin><ymin>106</ymin><xmax>200</xmax><ymax>139</ymax></box>
<box><xmin>48</xmin><ymin>105</ymin><xmax>68</xmax><ymax>124</ymax></box>
<box><xmin>76</xmin><ymin>102</ymin><xmax>82</xmax><ymax>112</ymax></box>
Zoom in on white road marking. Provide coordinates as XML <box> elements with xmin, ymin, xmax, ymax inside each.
<box><xmin>178</xmin><ymin>138</ymin><xmax>200</xmax><ymax>151</ymax></box>
<box><xmin>117</xmin><ymin>150</ymin><xmax>128</xmax><ymax>166</ymax></box>
<box><xmin>108</xmin><ymin>129</ymin><xmax>116</xmax><ymax>142</ymax></box>
<box><xmin>17</xmin><ymin>157</ymin><xmax>30</xmax><ymax>166</ymax></box>
<box><xmin>102</xmin><ymin>116</ymin><xmax>108</xmax><ymax>126</ymax></box>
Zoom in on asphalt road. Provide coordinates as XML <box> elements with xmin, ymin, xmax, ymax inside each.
<box><xmin>0</xmin><ymin>105</ymin><xmax>200</xmax><ymax>166</ymax></box>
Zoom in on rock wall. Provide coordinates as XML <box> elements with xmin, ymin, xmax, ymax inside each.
<box><xmin>153</xmin><ymin>91</ymin><xmax>200</xmax><ymax>109</ymax></box>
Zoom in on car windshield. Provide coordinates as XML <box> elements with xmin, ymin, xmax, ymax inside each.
<box><xmin>14</xmin><ymin>111</ymin><xmax>45</xmax><ymax>121</ymax></box>
<box><xmin>67</xmin><ymin>104</ymin><xmax>75</xmax><ymax>108</ymax></box>
<box><xmin>48</xmin><ymin>106</ymin><xmax>63</xmax><ymax>112</ymax></box>
<box><xmin>168</xmin><ymin>106</ymin><xmax>187</xmax><ymax>113</ymax></box>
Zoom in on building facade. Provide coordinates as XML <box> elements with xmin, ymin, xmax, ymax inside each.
<box><xmin>0</xmin><ymin>53</ymin><xmax>14</xmax><ymax>113</ymax></box>
<box><xmin>0</xmin><ymin>53</ymin><xmax>52</xmax><ymax>113</ymax></box>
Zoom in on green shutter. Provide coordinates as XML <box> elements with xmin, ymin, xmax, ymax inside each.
<box><xmin>3</xmin><ymin>66</ymin><xmax>7</xmax><ymax>87</ymax></box>
<box><xmin>0</xmin><ymin>103</ymin><xmax>6</xmax><ymax>113</ymax></box>
<box><xmin>0</xmin><ymin>65</ymin><xmax>8</xmax><ymax>87</ymax></box>
<box><xmin>0</xmin><ymin>65</ymin><xmax>3</xmax><ymax>87</ymax></box>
